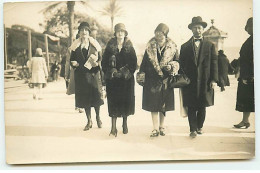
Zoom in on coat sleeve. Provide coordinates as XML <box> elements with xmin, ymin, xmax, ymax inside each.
<box><xmin>139</xmin><ymin>51</ymin><xmax>148</xmax><ymax>73</ymax></box>
<box><xmin>179</xmin><ymin>45</ymin><xmax>185</xmax><ymax>74</ymax></box>
<box><xmin>125</xmin><ymin>47</ymin><xmax>137</xmax><ymax>74</ymax></box>
<box><xmin>65</xmin><ymin>50</ymin><xmax>71</xmax><ymax>79</ymax></box>
<box><xmin>101</xmin><ymin>45</ymin><xmax>110</xmax><ymax>74</ymax></box>
<box><xmin>210</xmin><ymin>44</ymin><xmax>218</xmax><ymax>82</ymax></box>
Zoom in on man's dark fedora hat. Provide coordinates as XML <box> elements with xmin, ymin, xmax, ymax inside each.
<box><xmin>188</xmin><ymin>16</ymin><xmax>207</xmax><ymax>29</ymax></box>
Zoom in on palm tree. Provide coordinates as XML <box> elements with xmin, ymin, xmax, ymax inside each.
<box><xmin>41</xmin><ymin>1</ymin><xmax>89</xmax><ymax>46</ymax></box>
<box><xmin>100</xmin><ymin>0</ymin><xmax>123</xmax><ymax>33</ymax></box>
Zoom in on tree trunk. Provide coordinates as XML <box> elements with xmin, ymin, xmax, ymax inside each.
<box><xmin>111</xmin><ymin>16</ymin><xmax>114</xmax><ymax>34</ymax></box>
<box><xmin>67</xmin><ymin>1</ymin><xmax>75</xmax><ymax>47</ymax></box>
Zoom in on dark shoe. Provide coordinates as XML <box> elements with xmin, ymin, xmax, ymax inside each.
<box><xmin>83</xmin><ymin>121</ymin><xmax>93</xmax><ymax>131</ymax></box>
<box><xmin>150</xmin><ymin>129</ymin><xmax>159</xmax><ymax>137</ymax></box>
<box><xmin>109</xmin><ymin>129</ymin><xmax>118</xmax><ymax>137</ymax></box>
<box><xmin>197</xmin><ymin>128</ymin><xmax>203</xmax><ymax>135</ymax></box>
<box><xmin>234</xmin><ymin>122</ymin><xmax>250</xmax><ymax>129</ymax></box>
<box><xmin>122</xmin><ymin>124</ymin><xmax>128</xmax><ymax>134</ymax></box>
<box><xmin>190</xmin><ymin>131</ymin><xmax>197</xmax><ymax>138</ymax></box>
<box><xmin>97</xmin><ymin>119</ymin><xmax>102</xmax><ymax>128</ymax></box>
<box><xmin>159</xmin><ymin>127</ymin><xmax>165</xmax><ymax>136</ymax></box>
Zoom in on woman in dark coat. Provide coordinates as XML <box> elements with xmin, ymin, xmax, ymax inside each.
<box><xmin>217</xmin><ymin>50</ymin><xmax>230</xmax><ymax>91</ymax></box>
<box><xmin>138</xmin><ymin>23</ymin><xmax>179</xmax><ymax>137</ymax></box>
<box><xmin>102</xmin><ymin>23</ymin><xmax>137</xmax><ymax>137</ymax></box>
<box><xmin>70</xmin><ymin>22</ymin><xmax>104</xmax><ymax>131</ymax></box>
<box><xmin>234</xmin><ymin>17</ymin><xmax>254</xmax><ymax>129</ymax></box>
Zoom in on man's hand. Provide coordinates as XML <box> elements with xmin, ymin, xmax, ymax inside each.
<box><xmin>71</xmin><ymin>61</ymin><xmax>79</xmax><ymax>67</ymax></box>
<box><xmin>210</xmin><ymin>81</ymin><xmax>217</xmax><ymax>89</ymax></box>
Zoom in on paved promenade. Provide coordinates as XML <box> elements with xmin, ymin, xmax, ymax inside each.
<box><xmin>4</xmin><ymin>76</ymin><xmax>255</xmax><ymax>164</ymax></box>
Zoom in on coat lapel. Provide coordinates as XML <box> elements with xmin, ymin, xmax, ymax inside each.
<box><xmin>187</xmin><ymin>38</ymin><xmax>197</xmax><ymax>66</ymax></box>
<box><xmin>198</xmin><ymin>39</ymin><xmax>207</xmax><ymax>66</ymax></box>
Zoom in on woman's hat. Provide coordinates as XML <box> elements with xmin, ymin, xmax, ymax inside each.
<box><xmin>78</xmin><ymin>22</ymin><xmax>91</xmax><ymax>32</ymax></box>
<box><xmin>154</xmin><ymin>23</ymin><xmax>169</xmax><ymax>36</ymax></box>
<box><xmin>35</xmin><ymin>48</ymin><xmax>43</xmax><ymax>56</ymax></box>
<box><xmin>188</xmin><ymin>16</ymin><xmax>207</xmax><ymax>29</ymax></box>
<box><xmin>114</xmin><ymin>23</ymin><xmax>128</xmax><ymax>36</ymax></box>
<box><xmin>245</xmin><ymin>17</ymin><xmax>253</xmax><ymax>31</ymax></box>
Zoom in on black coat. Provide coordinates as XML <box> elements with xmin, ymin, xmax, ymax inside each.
<box><xmin>139</xmin><ymin>37</ymin><xmax>179</xmax><ymax>113</ymax></box>
<box><xmin>218</xmin><ymin>53</ymin><xmax>230</xmax><ymax>87</ymax></box>
<box><xmin>179</xmin><ymin>37</ymin><xmax>218</xmax><ymax>107</ymax></box>
<box><xmin>70</xmin><ymin>42</ymin><xmax>104</xmax><ymax>108</ymax></box>
<box><xmin>236</xmin><ymin>35</ymin><xmax>254</xmax><ymax>112</ymax></box>
<box><xmin>102</xmin><ymin>37</ymin><xmax>137</xmax><ymax>117</ymax></box>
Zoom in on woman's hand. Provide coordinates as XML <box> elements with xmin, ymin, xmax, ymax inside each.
<box><xmin>71</xmin><ymin>61</ymin><xmax>79</xmax><ymax>67</ymax></box>
<box><xmin>164</xmin><ymin>65</ymin><xmax>172</xmax><ymax>72</ymax></box>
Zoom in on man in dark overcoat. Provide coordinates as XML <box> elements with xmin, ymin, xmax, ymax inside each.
<box><xmin>179</xmin><ymin>16</ymin><xmax>218</xmax><ymax>138</ymax></box>
<box><xmin>217</xmin><ymin>50</ymin><xmax>230</xmax><ymax>91</ymax></box>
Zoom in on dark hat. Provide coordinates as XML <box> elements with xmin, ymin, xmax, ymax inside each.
<box><xmin>114</xmin><ymin>23</ymin><xmax>128</xmax><ymax>36</ymax></box>
<box><xmin>188</xmin><ymin>16</ymin><xmax>207</xmax><ymax>29</ymax></box>
<box><xmin>78</xmin><ymin>22</ymin><xmax>91</xmax><ymax>32</ymax></box>
<box><xmin>218</xmin><ymin>50</ymin><xmax>224</xmax><ymax>54</ymax></box>
<box><xmin>154</xmin><ymin>23</ymin><xmax>169</xmax><ymax>36</ymax></box>
<box><xmin>245</xmin><ymin>17</ymin><xmax>253</xmax><ymax>31</ymax></box>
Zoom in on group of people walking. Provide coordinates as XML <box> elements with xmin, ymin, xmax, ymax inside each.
<box><xmin>29</xmin><ymin>16</ymin><xmax>254</xmax><ymax>138</ymax></box>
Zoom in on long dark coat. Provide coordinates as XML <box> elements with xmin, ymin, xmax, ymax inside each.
<box><xmin>179</xmin><ymin>37</ymin><xmax>218</xmax><ymax>108</ymax></box>
<box><xmin>236</xmin><ymin>35</ymin><xmax>254</xmax><ymax>112</ymax></box>
<box><xmin>139</xmin><ymin>37</ymin><xmax>179</xmax><ymax>113</ymax></box>
<box><xmin>102</xmin><ymin>37</ymin><xmax>137</xmax><ymax>117</ymax></box>
<box><xmin>218</xmin><ymin>53</ymin><xmax>230</xmax><ymax>87</ymax></box>
<box><xmin>70</xmin><ymin>42</ymin><xmax>104</xmax><ymax>108</ymax></box>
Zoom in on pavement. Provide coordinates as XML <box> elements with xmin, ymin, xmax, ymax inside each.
<box><xmin>4</xmin><ymin>76</ymin><xmax>255</xmax><ymax>164</ymax></box>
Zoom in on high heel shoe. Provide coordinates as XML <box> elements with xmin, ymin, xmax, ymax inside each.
<box><xmin>150</xmin><ymin>129</ymin><xmax>159</xmax><ymax>137</ymax></box>
<box><xmin>97</xmin><ymin>119</ymin><xmax>102</xmax><ymax>128</ymax></box>
<box><xmin>234</xmin><ymin>122</ymin><xmax>250</xmax><ymax>129</ymax></box>
<box><xmin>159</xmin><ymin>127</ymin><xmax>165</xmax><ymax>136</ymax></box>
<box><xmin>109</xmin><ymin>129</ymin><xmax>118</xmax><ymax>137</ymax></box>
<box><xmin>122</xmin><ymin>124</ymin><xmax>128</xmax><ymax>134</ymax></box>
<box><xmin>83</xmin><ymin>121</ymin><xmax>93</xmax><ymax>131</ymax></box>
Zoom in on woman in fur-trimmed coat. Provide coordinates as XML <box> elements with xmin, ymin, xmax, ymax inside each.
<box><xmin>138</xmin><ymin>23</ymin><xmax>179</xmax><ymax>137</ymax></box>
<box><xmin>102</xmin><ymin>23</ymin><xmax>137</xmax><ymax>137</ymax></box>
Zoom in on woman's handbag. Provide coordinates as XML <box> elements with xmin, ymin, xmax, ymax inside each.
<box><xmin>168</xmin><ymin>68</ymin><xmax>190</xmax><ymax>88</ymax></box>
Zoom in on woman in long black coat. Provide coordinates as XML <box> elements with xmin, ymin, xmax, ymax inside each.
<box><xmin>70</xmin><ymin>22</ymin><xmax>104</xmax><ymax>131</ymax></box>
<box><xmin>234</xmin><ymin>17</ymin><xmax>254</xmax><ymax>129</ymax></box>
<box><xmin>138</xmin><ymin>23</ymin><xmax>179</xmax><ymax>137</ymax></box>
<box><xmin>102</xmin><ymin>23</ymin><xmax>137</xmax><ymax>137</ymax></box>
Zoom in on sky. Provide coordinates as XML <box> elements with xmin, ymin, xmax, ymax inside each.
<box><xmin>3</xmin><ymin>0</ymin><xmax>253</xmax><ymax>53</ymax></box>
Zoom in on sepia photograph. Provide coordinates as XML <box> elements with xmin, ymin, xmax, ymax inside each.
<box><xmin>2</xmin><ymin>0</ymin><xmax>257</xmax><ymax>166</ymax></box>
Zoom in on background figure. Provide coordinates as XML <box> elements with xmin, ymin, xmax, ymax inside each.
<box><xmin>51</xmin><ymin>61</ymin><xmax>60</xmax><ymax>82</ymax></box>
<box><xmin>138</xmin><ymin>23</ymin><xmax>179</xmax><ymax>137</ymax></box>
<box><xmin>28</xmin><ymin>48</ymin><xmax>48</xmax><ymax>100</ymax></box>
<box><xmin>70</xmin><ymin>22</ymin><xmax>104</xmax><ymax>131</ymax></box>
<box><xmin>179</xmin><ymin>16</ymin><xmax>218</xmax><ymax>138</ymax></box>
<box><xmin>102</xmin><ymin>23</ymin><xmax>137</xmax><ymax>137</ymax></box>
<box><xmin>60</xmin><ymin>55</ymin><xmax>68</xmax><ymax>88</ymax></box>
<box><xmin>234</xmin><ymin>17</ymin><xmax>254</xmax><ymax>129</ymax></box>
<box><xmin>217</xmin><ymin>50</ymin><xmax>230</xmax><ymax>91</ymax></box>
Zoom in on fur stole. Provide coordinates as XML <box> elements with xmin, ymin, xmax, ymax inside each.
<box><xmin>106</xmin><ymin>37</ymin><xmax>133</xmax><ymax>55</ymax></box>
<box><xmin>69</xmin><ymin>36</ymin><xmax>102</xmax><ymax>52</ymax></box>
<box><xmin>146</xmin><ymin>37</ymin><xmax>177</xmax><ymax>76</ymax></box>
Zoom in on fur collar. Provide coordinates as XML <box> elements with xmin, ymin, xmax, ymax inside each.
<box><xmin>69</xmin><ymin>36</ymin><xmax>102</xmax><ymax>52</ymax></box>
<box><xmin>107</xmin><ymin>37</ymin><xmax>133</xmax><ymax>54</ymax></box>
<box><xmin>146</xmin><ymin>37</ymin><xmax>177</xmax><ymax>77</ymax></box>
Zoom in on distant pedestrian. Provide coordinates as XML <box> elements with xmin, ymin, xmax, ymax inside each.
<box><xmin>102</xmin><ymin>23</ymin><xmax>137</xmax><ymax>137</ymax></box>
<box><xmin>138</xmin><ymin>23</ymin><xmax>179</xmax><ymax>137</ymax></box>
<box><xmin>234</xmin><ymin>17</ymin><xmax>254</xmax><ymax>129</ymax></box>
<box><xmin>28</xmin><ymin>48</ymin><xmax>48</xmax><ymax>100</ymax></box>
<box><xmin>70</xmin><ymin>22</ymin><xmax>104</xmax><ymax>131</ymax></box>
<box><xmin>179</xmin><ymin>16</ymin><xmax>218</xmax><ymax>138</ymax></box>
<box><xmin>217</xmin><ymin>50</ymin><xmax>230</xmax><ymax>91</ymax></box>
<box><xmin>51</xmin><ymin>61</ymin><xmax>60</xmax><ymax>81</ymax></box>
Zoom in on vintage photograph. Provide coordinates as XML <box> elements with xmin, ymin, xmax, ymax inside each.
<box><xmin>3</xmin><ymin>0</ymin><xmax>254</xmax><ymax>164</ymax></box>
